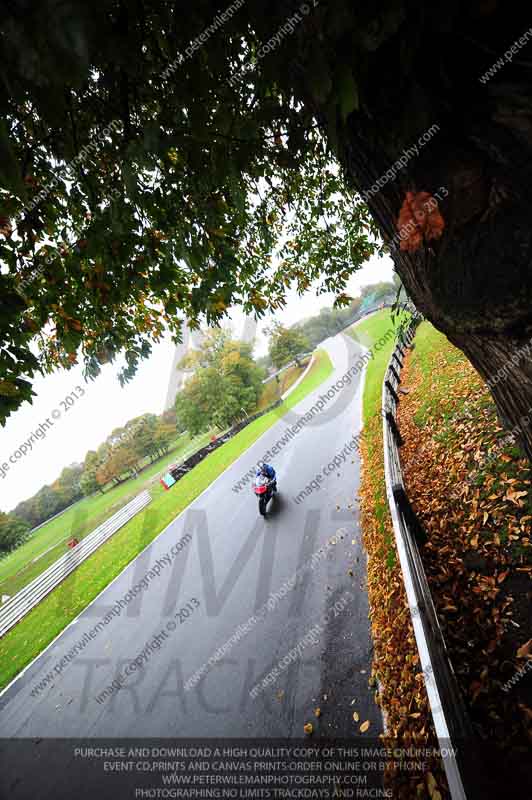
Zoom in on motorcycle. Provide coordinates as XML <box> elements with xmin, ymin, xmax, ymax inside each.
<box><xmin>253</xmin><ymin>474</ymin><xmax>276</xmax><ymax>516</ymax></box>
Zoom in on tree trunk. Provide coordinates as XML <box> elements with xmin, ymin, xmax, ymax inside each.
<box><xmin>324</xmin><ymin>6</ymin><xmax>532</xmax><ymax>457</ymax></box>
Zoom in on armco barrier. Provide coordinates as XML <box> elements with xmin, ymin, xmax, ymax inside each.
<box><xmin>382</xmin><ymin>318</ymin><xmax>488</xmax><ymax>800</ymax></box>
<box><xmin>165</xmin><ymin>400</ymin><xmax>283</xmax><ymax>487</ymax></box>
<box><xmin>0</xmin><ymin>490</ymin><xmax>151</xmax><ymax>638</ymax></box>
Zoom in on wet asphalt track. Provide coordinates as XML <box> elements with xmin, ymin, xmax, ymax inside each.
<box><xmin>0</xmin><ymin>331</ymin><xmax>383</xmax><ymax>797</ymax></box>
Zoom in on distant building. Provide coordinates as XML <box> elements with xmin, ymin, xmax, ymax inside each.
<box><xmin>241</xmin><ymin>315</ymin><xmax>257</xmax><ymax>346</ymax></box>
<box><xmin>164</xmin><ymin>322</ymin><xmax>205</xmax><ymax>410</ymax></box>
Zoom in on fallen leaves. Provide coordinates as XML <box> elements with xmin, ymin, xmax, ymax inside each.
<box><xmin>516</xmin><ymin>639</ymin><xmax>532</xmax><ymax>659</ymax></box>
<box><xmin>397</xmin><ymin>323</ymin><xmax>532</xmax><ymax>787</ymax></box>
<box><xmin>505</xmin><ymin>489</ymin><xmax>528</xmax><ymax>505</ymax></box>
<box><xmin>427</xmin><ymin>772</ymin><xmax>443</xmax><ymax>800</ymax></box>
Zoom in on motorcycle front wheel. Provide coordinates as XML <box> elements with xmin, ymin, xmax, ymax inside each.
<box><xmin>259</xmin><ymin>497</ymin><xmax>267</xmax><ymax>516</ymax></box>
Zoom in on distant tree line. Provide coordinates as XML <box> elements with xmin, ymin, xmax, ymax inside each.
<box><xmin>0</xmin><ymin>512</ymin><xmax>31</xmax><ymax>558</ymax></box>
<box><xmin>80</xmin><ymin>411</ymin><xmax>177</xmax><ymax>496</ymax></box>
<box><xmin>293</xmin><ymin>280</ymin><xmax>397</xmax><ymax>351</ymax></box>
<box><xmin>1</xmin><ymin>409</ymin><xmax>178</xmax><ymax>545</ymax></box>
<box><xmin>266</xmin><ymin>322</ymin><xmax>310</xmax><ymax>370</ymax></box>
<box><xmin>260</xmin><ymin>279</ymin><xmax>399</xmax><ymax>372</ymax></box>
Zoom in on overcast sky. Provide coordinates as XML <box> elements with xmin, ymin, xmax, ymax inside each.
<box><xmin>0</xmin><ymin>252</ymin><xmax>394</xmax><ymax>511</ymax></box>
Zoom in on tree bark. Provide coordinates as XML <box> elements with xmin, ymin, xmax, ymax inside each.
<box><xmin>323</xmin><ymin>4</ymin><xmax>532</xmax><ymax>457</ymax></box>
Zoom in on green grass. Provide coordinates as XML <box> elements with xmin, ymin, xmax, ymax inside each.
<box><xmin>348</xmin><ymin>308</ymin><xmax>410</xmax><ymax>569</ymax></box>
<box><xmin>347</xmin><ymin>308</ymin><xmax>409</xmax><ymax>423</ymax></box>
<box><xmin>0</xmin><ymin>348</ymin><xmax>332</xmax><ymax>691</ymax></box>
<box><xmin>257</xmin><ymin>357</ymin><xmax>310</xmax><ymax>411</ymax></box>
<box><xmin>0</xmin><ymin>432</ymin><xmax>212</xmax><ymax>595</ymax></box>
<box><xmin>407</xmin><ymin>322</ymin><xmax>468</xmax><ymax>430</ymax></box>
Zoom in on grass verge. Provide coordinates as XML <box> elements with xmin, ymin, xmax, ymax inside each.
<box><xmin>0</xmin><ymin>349</ymin><xmax>332</xmax><ymax>691</ymax></box>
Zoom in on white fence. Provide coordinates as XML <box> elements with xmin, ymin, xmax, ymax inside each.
<box><xmin>0</xmin><ymin>490</ymin><xmax>151</xmax><ymax>638</ymax></box>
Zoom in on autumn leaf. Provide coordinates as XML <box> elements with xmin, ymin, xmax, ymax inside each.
<box><xmin>303</xmin><ymin>723</ymin><xmax>313</xmax><ymax>735</ymax></box>
<box><xmin>359</xmin><ymin>720</ymin><xmax>370</xmax><ymax>733</ymax></box>
<box><xmin>516</xmin><ymin>639</ymin><xmax>532</xmax><ymax>659</ymax></box>
<box><xmin>0</xmin><ymin>380</ymin><xmax>20</xmax><ymax>396</ymax></box>
<box><xmin>352</xmin><ymin>711</ymin><xmax>359</xmax><ymax>722</ymax></box>
<box><xmin>0</xmin><ymin>215</ymin><xmax>13</xmax><ymax>236</ymax></box>
<box><xmin>427</xmin><ymin>770</ymin><xmax>442</xmax><ymax>800</ymax></box>
<box><xmin>505</xmin><ymin>489</ymin><xmax>528</xmax><ymax>505</ymax></box>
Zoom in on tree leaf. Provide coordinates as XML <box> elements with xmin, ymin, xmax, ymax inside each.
<box><xmin>337</xmin><ymin>67</ymin><xmax>359</xmax><ymax>121</ymax></box>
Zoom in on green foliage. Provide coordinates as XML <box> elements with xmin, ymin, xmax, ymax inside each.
<box><xmin>175</xmin><ymin>329</ymin><xmax>264</xmax><ymax>434</ymax></box>
<box><xmin>79</xmin><ymin>469</ymin><xmax>100</xmax><ymax>497</ymax></box>
<box><xmin>90</xmin><ymin>413</ymin><xmax>177</xmax><ymax>489</ymax></box>
<box><xmin>267</xmin><ymin>321</ymin><xmax>310</xmax><ymax>369</ymax></box>
<box><xmin>0</xmin><ymin>431</ymin><xmax>212</xmax><ymax>595</ymax></box>
<box><xmin>128</xmin><ymin>415</ymin><xmax>158</xmax><ymax>461</ymax></box>
<box><xmin>13</xmin><ymin>463</ymin><xmax>84</xmax><ymax>528</ymax></box>
<box><xmin>0</xmin><ymin>512</ymin><xmax>30</xmax><ymax>557</ymax></box>
<box><xmin>295</xmin><ymin>304</ymin><xmax>357</xmax><ymax>349</ymax></box>
<box><xmin>286</xmin><ymin>280</ymin><xmax>396</xmax><ymax>352</ymax></box>
<box><xmin>255</xmin><ymin>353</ymin><xmax>272</xmax><ymax>376</ymax></box>
<box><xmin>12</xmin><ymin>410</ymin><xmax>177</xmax><ymax>534</ymax></box>
<box><xmin>0</xmin><ymin>1</ymin><xmax>382</xmax><ymax>425</ymax></box>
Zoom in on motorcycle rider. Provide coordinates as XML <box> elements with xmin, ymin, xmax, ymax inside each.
<box><xmin>256</xmin><ymin>462</ymin><xmax>277</xmax><ymax>492</ymax></box>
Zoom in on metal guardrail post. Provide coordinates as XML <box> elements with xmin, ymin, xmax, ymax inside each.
<box><xmin>392</xmin><ymin>350</ymin><xmax>403</xmax><ymax>369</ymax></box>
<box><xmin>385</xmin><ymin>379</ymin><xmax>400</xmax><ymax>406</ymax></box>
<box><xmin>389</xmin><ymin>364</ymin><xmax>401</xmax><ymax>384</ymax></box>
<box><xmin>385</xmin><ymin>409</ymin><xmax>403</xmax><ymax>446</ymax></box>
